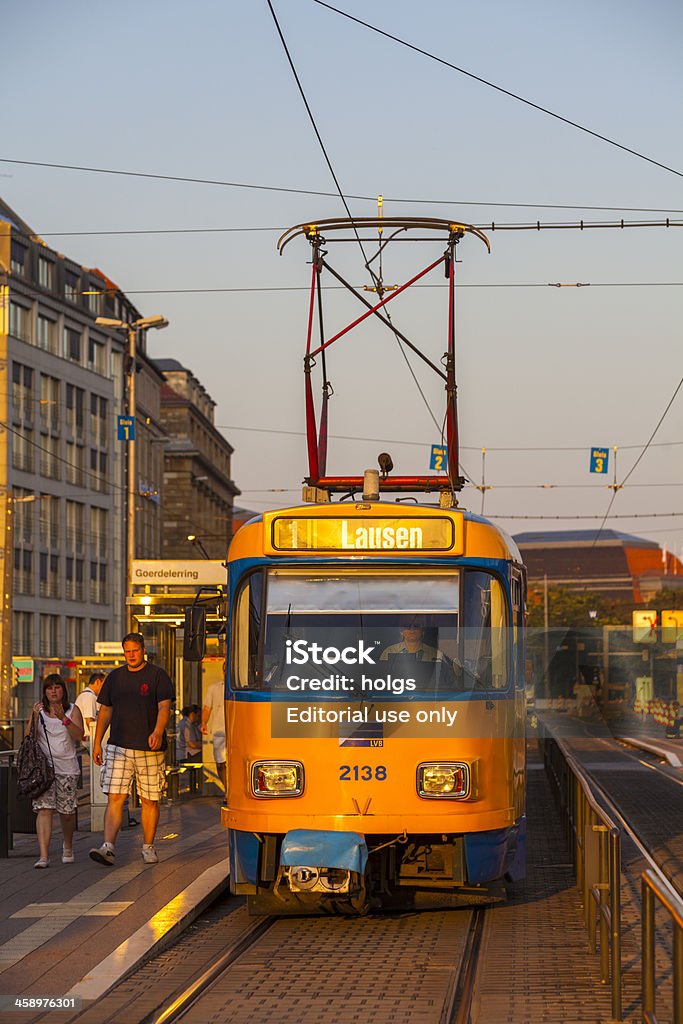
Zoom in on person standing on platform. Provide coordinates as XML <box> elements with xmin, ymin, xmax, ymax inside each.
<box><xmin>90</xmin><ymin>633</ymin><xmax>174</xmax><ymax>867</ymax></box>
<box><xmin>201</xmin><ymin>673</ymin><xmax>226</xmax><ymax>792</ymax></box>
<box><xmin>75</xmin><ymin>671</ymin><xmax>106</xmax><ymax>749</ymax></box>
<box><xmin>30</xmin><ymin>674</ymin><xmax>84</xmax><ymax>868</ymax></box>
<box><xmin>177</xmin><ymin>705</ymin><xmax>202</xmax><ymax>762</ymax></box>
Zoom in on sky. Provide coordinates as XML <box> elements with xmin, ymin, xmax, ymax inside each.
<box><xmin>3</xmin><ymin>0</ymin><xmax>682</xmax><ymax>552</ymax></box>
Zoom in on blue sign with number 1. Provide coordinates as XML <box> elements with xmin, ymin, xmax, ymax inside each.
<box><xmin>117</xmin><ymin>416</ymin><xmax>135</xmax><ymax>441</ymax></box>
<box><xmin>590</xmin><ymin>447</ymin><xmax>608</xmax><ymax>474</ymax></box>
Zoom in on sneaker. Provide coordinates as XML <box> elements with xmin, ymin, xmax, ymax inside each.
<box><xmin>89</xmin><ymin>844</ymin><xmax>115</xmax><ymax>866</ymax></box>
<box><xmin>141</xmin><ymin>844</ymin><xmax>158</xmax><ymax>864</ymax></box>
<box><xmin>62</xmin><ymin>848</ymin><xmax>75</xmax><ymax>864</ymax></box>
<box><xmin>34</xmin><ymin>858</ymin><xmax>49</xmax><ymax>869</ymax></box>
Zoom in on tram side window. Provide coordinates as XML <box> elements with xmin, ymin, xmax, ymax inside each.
<box><xmin>233</xmin><ymin>571</ymin><xmax>263</xmax><ymax>688</ymax></box>
<box><xmin>462</xmin><ymin>571</ymin><xmax>508</xmax><ymax>690</ymax></box>
<box><xmin>511</xmin><ymin>571</ymin><xmax>525</xmax><ymax>689</ymax></box>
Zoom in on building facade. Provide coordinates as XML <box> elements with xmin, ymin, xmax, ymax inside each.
<box><xmin>514</xmin><ymin>529</ymin><xmax>683</xmax><ymax>601</ymax></box>
<box><xmin>156</xmin><ymin>359</ymin><xmax>240</xmax><ymax>560</ymax></box>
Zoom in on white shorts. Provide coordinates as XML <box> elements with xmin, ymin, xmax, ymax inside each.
<box><xmin>32</xmin><ymin>774</ymin><xmax>79</xmax><ymax>814</ymax></box>
<box><xmin>212</xmin><ymin>733</ymin><xmax>226</xmax><ymax>764</ymax></box>
<box><xmin>101</xmin><ymin>746</ymin><xmax>166</xmax><ymax>801</ymax></box>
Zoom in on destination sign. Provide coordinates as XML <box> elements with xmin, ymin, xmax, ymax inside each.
<box><xmin>271</xmin><ymin>516</ymin><xmax>456</xmax><ymax>552</ymax></box>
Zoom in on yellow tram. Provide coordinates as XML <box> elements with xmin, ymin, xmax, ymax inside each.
<box><xmin>222</xmin><ymin>498</ymin><xmax>526</xmax><ymax>913</ymax></box>
<box><xmin>219</xmin><ymin>217</ymin><xmax>526</xmax><ymax>912</ymax></box>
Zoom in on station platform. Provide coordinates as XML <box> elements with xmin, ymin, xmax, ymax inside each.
<box><xmin>0</xmin><ymin>795</ymin><xmax>227</xmax><ymax>1016</ymax></box>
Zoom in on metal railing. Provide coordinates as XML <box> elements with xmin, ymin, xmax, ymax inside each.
<box><xmin>642</xmin><ymin>870</ymin><xmax>683</xmax><ymax>1024</ymax></box>
<box><xmin>542</xmin><ymin>732</ymin><xmax>623</xmax><ymax>1021</ymax></box>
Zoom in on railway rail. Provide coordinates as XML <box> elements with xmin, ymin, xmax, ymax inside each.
<box><xmin>66</xmin><ymin>900</ymin><xmax>488</xmax><ymax>1024</ymax></box>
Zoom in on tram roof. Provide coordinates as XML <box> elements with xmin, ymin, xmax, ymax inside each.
<box><xmin>229</xmin><ymin>504</ymin><xmax>522</xmax><ymax>563</ymax></box>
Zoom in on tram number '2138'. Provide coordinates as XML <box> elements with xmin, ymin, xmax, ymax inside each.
<box><xmin>339</xmin><ymin>765</ymin><xmax>387</xmax><ymax>781</ymax></box>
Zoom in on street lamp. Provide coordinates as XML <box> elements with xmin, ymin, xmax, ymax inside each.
<box><xmin>96</xmin><ymin>315</ymin><xmax>169</xmax><ymax>629</ymax></box>
<box><xmin>187</xmin><ymin>534</ymin><xmax>210</xmax><ymax>560</ymax></box>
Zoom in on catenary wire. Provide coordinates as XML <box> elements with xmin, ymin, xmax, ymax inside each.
<box><xmin>3</xmin><ymin>158</ymin><xmax>682</xmax><ymax>214</ymax></box>
<box><xmin>30</xmin><ymin>218</ymin><xmax>683</xmax><ymax>236</ymax></box>
<box><xmin>588</xmin><ymin>372</ymin><xmax>683</xmax><ymax>550</ymax></box>
<box><xmin>82</xmin><ymin>280</ymin><xmax>683</xmax><ymax>296</ymax></box>
<box><xmin>265</xmin><ymin>0</ymin><xmax>473</xmax><ymax>483</ymax></box>
<box><xmin>312</xmin><ymin>1</ymin><xmax>683</xmax><ymax>180</ymax></box>
<box><xmin>216</xmin><ymin>423</ymin><xmax>683</xmax><ymax>453</ymax></box>
<box><xmin>1</xmin><ymin>421</ymin><xmax>128</xmax><ymax>495</ymax></box>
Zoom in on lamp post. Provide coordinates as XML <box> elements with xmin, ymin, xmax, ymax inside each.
<box><xmin>187</xmin><ymin>534</ymin><xmax>210</xmax><ymax>560</ymax></box>
<box><xmin>96</xmin><ymin>315</ymin><xmax>168</xmax><ymax>629</ymax></box>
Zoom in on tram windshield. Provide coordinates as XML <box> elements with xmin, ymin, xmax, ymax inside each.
<box><xmin>233</xmin><ymin>569</ymin><xmax>508</xmax><ymax>694</ymax></box>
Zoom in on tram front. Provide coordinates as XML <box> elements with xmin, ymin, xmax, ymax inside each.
<box><xmin>223</xmin><ymin>502</ymin><xmax>526</xmax><ymax>914</ymax></box>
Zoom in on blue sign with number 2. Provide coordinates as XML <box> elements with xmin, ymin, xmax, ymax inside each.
<box><xmin>430</xmin><ymin>445</ymin><xmax>447</xmax><ymax>472</ymax></box>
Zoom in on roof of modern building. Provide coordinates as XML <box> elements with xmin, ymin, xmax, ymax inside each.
<box><xmin>513</xmin><ymin>529</ymin><xmax>659</xmax><ymax>549</ymax></box>
<box><xmin>0</xmin><ymin>196</ymin><xmax>35</xmax><ymax>235</ymax></box>
<box><xmin>155</xmin><ymin>358</ymin><xmax>186</xmax><ymax>372</ymax></box>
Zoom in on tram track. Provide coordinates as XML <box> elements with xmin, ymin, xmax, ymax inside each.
<box><xmin>146</xmin><ymin>904</ymin><xmax>488</xmax><ymax>1024</ymax></box>
<box><xmin>64</xmin><ymin>894</ymin><xmax>489</xmax><ymax>1024</ymax></box>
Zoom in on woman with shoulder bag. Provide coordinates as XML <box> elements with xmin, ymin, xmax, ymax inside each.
<box><xmin>30</xmin><ymin>674</ymin><xmax>84</xmax><ymax>868</ymax></box>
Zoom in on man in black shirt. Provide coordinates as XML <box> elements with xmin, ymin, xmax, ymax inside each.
<box><xmin>90</xmin><ymin>632</ymin><xmax>174</xmax><ymax>866</ymax></box>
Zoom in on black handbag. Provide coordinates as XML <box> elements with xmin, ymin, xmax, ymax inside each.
<box><xmin>16</xmin><ymin>714</ymin><xmax>55</xmax><ymax>800</ymax></box>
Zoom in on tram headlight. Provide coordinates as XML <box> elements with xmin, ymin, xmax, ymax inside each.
<box><xmin>251</xmin><ymin>760</ymin><xmax>304</xmax><ymax>798</ymax></box>
<box><xmin>417</xmin><ymin>761</ymin><xmax>470</xmax><ymax>799</ymax></box>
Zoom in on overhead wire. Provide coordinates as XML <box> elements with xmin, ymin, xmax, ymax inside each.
<box><xmin>265</xmin><ymin>0</ymin><xmax>473</xmax><ymax>485</ymax></box>
<box><xmin>217</xmin><ymin>422</ymin><xmax>683</xmax><ymax>454</ymax></box>
<box><xmin>86</xmin><ymin>280</ymin><xmax>682</xmax><ymax>295</ymax></box>
<box><xmin>312</xmin><ymin>1</ymin><xmax>683</xmax><ymax>180</ymax></box>
<box><xmin>1</xmin><ymin>421</ymin><xmax>128</xmax><ymax>495</ymax></box>
<box><xmin>34</xmin><ymin>218</ymin><xmax>683</xmax><ymax>238</ymax></box>
<box><xmin>589</xmin><ymin>372</ymin><xmax>683</xmax><ymax>551</ymax></box>
<box><xmin>5</xmin><ymin>157</ymin><xmax>683</xmax><ymax>214</ymax></box>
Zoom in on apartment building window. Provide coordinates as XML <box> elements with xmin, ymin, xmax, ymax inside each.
<box><xmin>40</xmin><ymin>435</ymin><xmax>61</xmax><ymax>480</ymax></box>
<box><xmin>66</xmin><ymin>501</ymin><xmax>85</xmax><ymax>552</ymax></box>
<box><xmin>65</xmin><ymin>557</ymin><xmax>85</xmax><ymax>601</ymax></box>
<box><xmin>13</xmin><ymin>611</ymin><xmax>34</xmax><ymax>656</ymax></box>
<box><xmin>64</xmin><ymin>270</ymin><xmax>79</xmax><ymax>302</ymax></box>
<box><xmin>90</xmin><ymin>394</ymin><xmax>108</xmax><ymax>447</ymax></box>
<box><xmin>86</xmin><ymin>289</ymin><xmax>103</xmax><ymax>316</ymax></box>
<box><xmin>37</xmin><ymin>315</ymin><xmax>59</xmax><ymax>355</ymax></box>
<box><xmin>91</xmin><ymin>619</ymin><xmax>109</xmax><ymax>645</ymax></box>
<box><xmin>65</xmin><ymin>441</ymin><xmax>85</xmax><ymax>487</ymax></box>
<box><xmin>39</xmin><ymin>614</ymin><xmax>59</xmax><ymax>657</ymax></box>
<box><xmin>65</xmin><ymin>617</ymin><xmax>84</xmax><ymax>657</ymax></box>
<box><xmin>89</xmin><ymin>449</ymin><xmax>109</xmax><ymax>492</ymax></box>
<box><xmin>40</xmin><ymin>374</ymin><xmax>60</xmax><ymax>432</ymax></box>
<box><xmin>9</xmin><ymin>302</ymin><xmax>31</xmax><ymax>343</ymax></box>
<box><xmin>64</xmin><ymin>327</ymin><xmax>82</xmax><ymax>363</ymax></box>
<box><xmin>87</xmin><ymin>338</ymin><xmax>106</xmax><ymax>375</ymax></box>
<box><xmin>39</xmin><ymin>553</ymin><xmax>60</xmax><ymax>599</ymax></box>
<box><xmin>11</xmin><ymin>240</ymin><xmax>27</xmax><ymax>277</ymax></box>
<box><xmin>38</xmin><ymin>257</ymin><xmax>55</xmax><ymax>290</ymax></box>
<box><xmin>90</xmin><ymin>506</ymin><xmax>108</xmax><ymax>558</ymax></box>
<box><xmin>12</xmin><ymin>363</ymin><xmax>33</xmax><ymax>425</ymax></box>
<box><xmin>13</xmin><ymin>548</ymin><xmax>34</xmax><ymax>595</ymax></box>
<box><xmin>88</xmin><ymin>561</ymin><xmax>107</xmax><ymax>604</ymax></box>
<box><xmin>65</xmin><ymin>385</ymin><xmax>85</xmax><ymax>439</ymax></box>
<box><xmin>13</xmin><ymin>488</ymin><xmax>35</xmax><ymax>545</ymax></box>
<box><xmin>12</xmin><ymin>425</ymin><xmax>35</xmax><ymax>473</ymax></box>
<box><xmin>39</xmin><ymin>495</ymin><xmax>60</xmax><ymax>548</ymax></box>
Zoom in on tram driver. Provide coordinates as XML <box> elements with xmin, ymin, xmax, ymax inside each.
<box><xmin>379</xmin><ymin>614</ymin><xmax>461</xmax><ymax>690</ymax></box>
